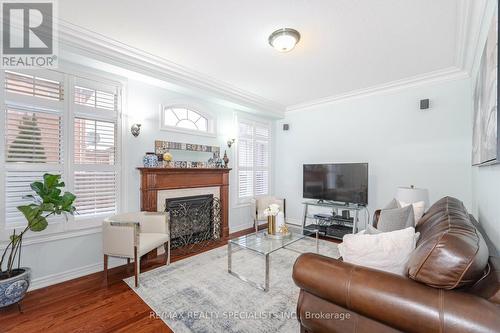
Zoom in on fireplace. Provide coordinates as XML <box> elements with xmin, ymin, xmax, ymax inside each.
<box><xmin>165</xmin><ymin>194</ymin><xmax>221</xmax><ymax>249</ymax></box>
<box><xmin>138</xmin><ymin>167</ymin><xmax>231</xmax><ymax>256</ymax></box>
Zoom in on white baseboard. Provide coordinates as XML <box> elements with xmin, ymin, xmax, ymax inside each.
<box><xmin>230</xmin><ymin>218</ymin><xmax>302</xmax><ymax>234</ymax></box>
<box><xmin>29</xmin><ymin>262</ymin><xmax>102</xmax><ymax>291</ymax></box>
<box><xmin>229</xmin><ymin>222</ymin><xmax>254</xmax><ymax>233</ymax></box>
<box><xmin>286</xmin><ymin>217</ymin><xmax>302</xmax><ymax>226</ymax></box>
<box><xmin>29</xmin><ymin>257</ymin><xmax>126</xmax><ymax>291</ymax></box>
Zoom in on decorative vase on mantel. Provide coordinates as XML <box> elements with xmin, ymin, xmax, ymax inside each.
<box><xmin>223</xmin><ymin>150</ymin><xmax>229</xmax><ymax>168</ymax></box>
<box><xmin>143</xmin><ymin>152</ymin><xmax>159</xmax><ymax>168</ymax></box>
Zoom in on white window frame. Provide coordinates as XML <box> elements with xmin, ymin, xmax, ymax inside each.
<box><xmin>1</xmin><ymin>69</ymin><xmax>66</xmax><ymax>234</ymax></box>
<box><xmin>236</xmin><ymin>115</ymin><xmax>272</xmax><ymax>205</ymax></box>
<box><xmin>68</xmin><ymin>74</ymin><xmax>122</xmax><ymax>228</ymax></box>
<box><xmin>160</xmin><ymin>104</ymin><xmax>216</xmax><ymax>137</ymax></box>
<box><xmin>0</xmin><ymin>67</ymin><xmax>123</xmax><ymax>242</ymax></box>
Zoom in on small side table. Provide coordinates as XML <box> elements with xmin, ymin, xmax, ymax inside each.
<box><xmin>227</xmin><ymin>224</ymin><xmax>318</xmax><ymax>292</ymax></box>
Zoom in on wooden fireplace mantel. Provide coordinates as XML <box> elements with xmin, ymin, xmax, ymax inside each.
<box><xmin>138</xmin><ymin>167</ymin><xmax>231</xmax><ymax>239</ymax></box>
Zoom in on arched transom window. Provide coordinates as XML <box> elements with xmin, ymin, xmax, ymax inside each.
<box><xmin>161</xmin><ymin>106</ymin><xmax>215</xmax><ymax>135</ymax></box>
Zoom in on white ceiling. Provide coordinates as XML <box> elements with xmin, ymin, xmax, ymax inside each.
<box><xmin>59</xmin><ymin>0</ymin><xmax>460</xmax><ymax>108</ymax></box>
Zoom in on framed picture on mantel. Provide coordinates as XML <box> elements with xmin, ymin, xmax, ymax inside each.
<box><xmin>472</xmin><ymin>4</ymin><xmax>499</xmax><ymax>166</ymax></box>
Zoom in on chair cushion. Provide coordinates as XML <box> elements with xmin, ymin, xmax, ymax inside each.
<box><xmin>408</xmin><ymin>197</ymin><xmax>489</xmax><ymax>289</ymax></box>
<box><xmin>139</xmin><ymin>233</ymin><xmax>169</xmax><ymax>256</ymax></box>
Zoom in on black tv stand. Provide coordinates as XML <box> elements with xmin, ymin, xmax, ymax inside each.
<box><xmin>302</xmin><ymin>201</ymin><xmax>367</xmax><ymax>240</ymax></box>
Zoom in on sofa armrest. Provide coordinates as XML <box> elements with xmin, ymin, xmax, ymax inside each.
<box><xmin>293</xmin><ymin>253</ymin><xmax>500</xmax><ymax>333</ymax></box>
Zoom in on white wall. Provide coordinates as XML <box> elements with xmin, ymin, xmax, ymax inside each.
<box><xmin>9</xmin><ymin>76</ymin><xmax>274</xmax><ymax>290</ymax></box>
<box><xmin>123</xmin><ymin>79</ymin><xmax>269</xmax><ymax>232</ymax></box>
<box><xmin>472</xmin><ymin>166</ymin><xmax>500</xmax><ymax>252</ymax></box>
<box><xmin>275</xmin><ymin>78</ymin><xmax>473</xmax><ymax>227</ymax></box>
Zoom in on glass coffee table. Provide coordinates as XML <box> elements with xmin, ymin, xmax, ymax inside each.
<box><xmin>227</xmin><ymin>224</ymin><xmax>318</xmax><ymax>292</ymax></box>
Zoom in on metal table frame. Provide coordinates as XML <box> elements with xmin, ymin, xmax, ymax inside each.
<box><xmin>227</xmin><ymin>226</ymin><xmax>318</xmax><ymax>292</ymax></box>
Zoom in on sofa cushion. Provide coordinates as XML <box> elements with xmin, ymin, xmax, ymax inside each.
<box><xmin>339</xmin><ymin>227</ymin><xmax>417</xmax><ymax>276</ymax></box>
<box><xmin>377</xmin><ymin>205</ymin><xmax>415</xmax><ymax>232</ymax></box>
<box><xmin>408</xmin><ymin>197</ymin><xmax>489</xmax><ymax>289</ymax></box>
<box><xmin>398</xmin><ymin>200</ymin><xmax>426</xmax><ymax>223</ymax></box>
<box><xmin>365</xmin><ymin>224</ymin><xmax>383</xmax><ymax>234</ymax></box>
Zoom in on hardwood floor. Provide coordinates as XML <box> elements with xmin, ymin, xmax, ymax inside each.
<box><xmin>0</xmin><ymin>228</ymin><xmax>258</xmax><ymax>333</ymax></box>
<box><xmin>0</xmin><ymin>226</ymin><xmax>337</xmax><ymax>332</ymax></box>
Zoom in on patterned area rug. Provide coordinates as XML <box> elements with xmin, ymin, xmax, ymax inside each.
<box><xmin>124</xmin><ymin>237</ymin><xmax>340</xmax><ymax>333</ymax></box>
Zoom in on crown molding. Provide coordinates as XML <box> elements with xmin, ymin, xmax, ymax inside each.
<box><xmin>55</xmin><ymin>1</ymin><xmax>488</xmax><ymax>117</ymax></box>
<box><xmin>56</xmin><ymin>20</ymin><xmax>285</xmax><ymax>117</ymax></box>
<box><xmin>286</xmin><ymin>0</ymin><xmax>489</xmax><ymax>113</ymax></box>
<box><xmin>454</xmin><ymin>0</ymin><xmax>470</xmax><ymax>70</ymax></box>
<box><xmin>286</xmin><ymin>67</ymin><xmax>469</xmax><ymax>112</ymax></box>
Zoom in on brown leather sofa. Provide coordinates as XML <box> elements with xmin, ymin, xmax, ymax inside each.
<box><xmin>293</xmin><ymin>197</ymin><xmax>500</xmax><ymax>333</ymax></box>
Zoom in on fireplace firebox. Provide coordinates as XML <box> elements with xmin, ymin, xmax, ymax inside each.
<box><xmin>165</xmin><ymin>194</ymin><xmax>221</xmax><ymax>251</ymax></box>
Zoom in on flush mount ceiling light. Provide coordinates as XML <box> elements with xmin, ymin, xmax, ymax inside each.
<box><xmin>268</xmin><ymin>28</ymin><xmax>301</xmax><ymax>52</ymax></box>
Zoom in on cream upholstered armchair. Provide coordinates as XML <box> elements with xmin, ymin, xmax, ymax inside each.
<box><xmin>251</xmin><ymin>196</ymin><xmax>286</xmax><ymax>233</ymax></box>
<box><xmin>103</xmin><ymin>212</ymin><xmax>170</xmax><ymax>287</ymax></box>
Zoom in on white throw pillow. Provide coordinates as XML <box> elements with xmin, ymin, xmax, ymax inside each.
<box><xmin>398</xmin><ymin>200</ymin><xmax>425</xmax><ymax>223</ymax></box>
<box><xmin>338</xmin><ymin>227</ymin><xmax>417</xmax><ymax>276</ymax></box>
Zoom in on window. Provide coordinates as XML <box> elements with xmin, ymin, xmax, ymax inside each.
<box><xmin>73</xmin><ymin>171</ymin><xmax>117</xmax><ymax>216</ymax></box>
<box><xmin>5</xmin><ymin>170</ymin><xmax>61</xmax><ymax>226</ymax></box>
<box><xmin>5</xmin><ymin>70</ymin><xmax>64</xmax><ymax>101</ymax></box>
<box><xmin>160</xmin><ymin>105</ymin><xmax>215</xmax><ymax>135</ymax></box>
<box><xmin>74</xmin><ymin>86</ymin><xmax>116</xmax><ymax>111</ymax></box>
<box><xmin>74</xmin><ymin>118</ymin><xmax>116</xmax><ymax>165</ymax></box>
<box><xmin>3</xmin><ymin>69</ymin><xmax>65</xmax><ymax>228</ymax></box>
<box><xmin>6</xmin><ymin>107</ymin><xmax>62</xmax><ymax>164</ymax></box>
<box><xmin>72</xmin><ymin>77</ymin><xmax>119</xmax><ymax>219</ymax></box>
<box><xmin>237</xmin><ymin>118</ymin><xmax>271</xmax><ymax>201</ymax></box>
<box><xmin>2</xmin><ymin>69</ymin><xmax>121</xmax><ymax>229</ymax></box>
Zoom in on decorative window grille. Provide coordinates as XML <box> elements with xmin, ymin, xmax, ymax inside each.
<box><xmin>160</xmin><ymin>105</ymin><xmax>215</xmax><ymax>135</ymax></box>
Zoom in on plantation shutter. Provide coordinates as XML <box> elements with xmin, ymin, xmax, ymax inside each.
<box><xmin>74</xmin><ymin>118</ymin><xmax>116</xmax><ymax>165</ymax></box>
<box><xmin>5</xmin><ymin>171</ymin><xmax>62</xmax><ymax>227</ymax></box>
<box><xmin>5</xmin><ymin>107</ymin><xmax>62</xmax><ymax>163</ymax></box>
<box><xmin>237</xmin><ymin>119</ymin><xmax>271</xmax><ymax>200</ymax></box>
<box><xmin>4</xmin><ymin>70</ymin><xmax>64</xmax><ymax>101</ymax></box>
<box><xmin>254</xmin><ymin>124</ymin><xmax>269</xmax><ymax>196</ymax></box>
<box><xmin>73</xmin><ymin>77</ymin><xmax>118</xmax><ymax>113</ymax></box>
<box><xmin>3</xmin><ymin>70</ymin><xmax>64</xmax><ymax>228</ymax></box>
<box><xmin>73</xmin><ymin>77</ymin><xmax>120</xmax><ymax>219</ymax></box>
<box><xmin>74</xmin><ymin>171</ymin><xmax>117</xmax><ymax>216</ymax></box>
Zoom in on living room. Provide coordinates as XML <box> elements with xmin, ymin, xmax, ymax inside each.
<box><xmin>1</xmin><ymin>1</ymin><xmax>499</xmax><ymax>332</ymax></box>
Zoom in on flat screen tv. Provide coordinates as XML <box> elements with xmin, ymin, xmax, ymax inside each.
<box><xmin>303</xmin><ymin>163</ymin><xmax>368</xmax><ymax>205</ymax></box>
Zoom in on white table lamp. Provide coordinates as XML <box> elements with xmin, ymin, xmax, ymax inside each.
<box><xmin>395</xmin><ymin>185</ymin><xmax>429</xmax><ymax>208</ymax></box>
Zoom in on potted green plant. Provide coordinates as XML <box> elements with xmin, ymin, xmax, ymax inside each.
<box><xmin>0</xmin><ymin>174</ymin><xmax>76</xmax><ymax>310</ymax></box>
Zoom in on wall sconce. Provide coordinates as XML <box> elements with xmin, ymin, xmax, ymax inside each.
<box><xmin>227</xmin><ymin>138</ymin><xmax>235</xmax><ymax>148</ymax></box>
<box><xmin>131</xmin><ymin>124</ymin><xmax>141</xmax><ymax>137</ymax></box>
